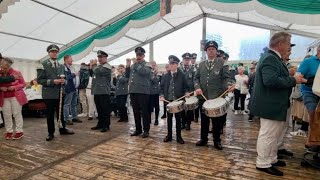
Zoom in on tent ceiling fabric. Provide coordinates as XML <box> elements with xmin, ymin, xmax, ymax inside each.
<box><xmin>0</xmin><ymin>0</ymin><xmax>319</xmax><ymax>63</ymax></box>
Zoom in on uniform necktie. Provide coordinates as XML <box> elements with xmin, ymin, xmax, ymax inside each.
<box><xmin>54</xmin><ymin>62</ymin><xmax>57</xmax><ymax>68</ymax></box>
<box><xmin>209</xmin><ymin>61</ymin><xmax>212</xmax><ymax>69</ymax></box>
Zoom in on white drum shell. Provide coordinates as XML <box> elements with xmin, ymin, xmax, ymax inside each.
<box><xmin>167</xmin><ymin>101</ymin><xmax>185</xmax><ymax>113</ymax></box>
<box><xmin>203</xmin><ymin>98</ymin><xmax>228</xmax><ymax>117</ymax></box>
<box><xmin>185</xmin><ymin>96</ymin><xmax>199</xmax><ymax>110</ymax></box>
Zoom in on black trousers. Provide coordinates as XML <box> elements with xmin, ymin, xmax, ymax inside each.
<box><xmin>116</xmin><ymin>95</ymin><xmax>128</xmax><ymax>121</ymax></box>
<box><xmin>181</xmin><ymin>110</ymin><xmax>194</xmax><ymax>126</ymax></box>
<box><xmin>130</xmin><ymin>93</ymin><xmax>150</xmax><ymax>133</ymax></box>
<box><xmin>44</xmin><ymin>98</ymin><xmax>66</xmax><ymax>135</ymax></box>
<box><xmin>199</xmin><ymin>100</ymin><xmax>225</xmax><ymax>143</ymax></box>
<box><xmin>194</xmin><ymin>106</ymin><xmax>200</xmax><ymax>120</ymax></box>
<box><xmin>162</xmin><ymin>101</ymin><xmax>168</xmax><ymax>117</ymax></box>
<box><xmin>167</xmin><ymin>112</ymin><xmax>182</xmax><ymax>138</ymax></box>
<box><xmin>234</xmin><ymin>89</ymin><xmax>246</xmax><ymax>111</ymax></box>
<box><xmin>94</xmin><ymin>94</ymin><xmax>111</xmax><ymax>129</ymax></box>
<box><xmin>149</xmin><ymin>94</ymin><xmax>160</xmax><ymax>120</ymax></box>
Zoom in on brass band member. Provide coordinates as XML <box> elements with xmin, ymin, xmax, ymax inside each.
<box><xmin>194</xmin><ymin>41</ymin><xmax>234</xmax><ymax>150</ymax></box>
<box><xmin>89</xmin><ymin>50</ymin><xmax>112</xmax><ymax>132</ymax></box>
<box><xmin>160</xmin><ymin>55</ymin><xmax>189</xmax><ymax>144</ymax></box>
<box><xmin>126</xmin><ymin>47</ymin><xmax>152</xmax><ymax>138</ymax></box>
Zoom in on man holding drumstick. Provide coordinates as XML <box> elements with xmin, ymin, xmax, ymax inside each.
<box><xmin>194</xmin><ymin>41</ymin><xmax>235</xmax><ymax>150</ymax></box>
<box><xmin>160</xmin><ymin>55</ymin><xmax>189</xmax><ymax>144</ymax></box>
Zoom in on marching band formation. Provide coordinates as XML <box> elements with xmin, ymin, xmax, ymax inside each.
<box><xmin>0</xmin><ymin>31</ymin><xmax>319</xmax><ymax>177</ymax></box>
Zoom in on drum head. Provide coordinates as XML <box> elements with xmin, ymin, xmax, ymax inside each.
<box><xmin>185</xmin><ymin>96</ymin><xmax>198</xmax><ymax>104</ymax></box>
<box><xmin>203</xmin><ymin>98</ymin><xmax>227</xmax><ymax>108</ymax></box>
<box><xmin>167</xmin><ymin>100</ymin><xmax>184</xmax><ymax>107</ymax></box>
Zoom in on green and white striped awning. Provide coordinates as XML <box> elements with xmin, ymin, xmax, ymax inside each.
<box><xmin>0</xmin><ymin>0</ymin><xmax>319</xmax><ymax>63</ymax></box>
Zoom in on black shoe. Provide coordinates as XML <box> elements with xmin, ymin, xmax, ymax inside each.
<box><xmin>0</xmin><ymin>123</ymin><xmax>4</xmax><ymax>128</ymax></box>
<box><xmin>306</xmin><ymin>145</ymin><xmax>320</xmax><ymax>152</ymax></box>
<box><xmin>256</xmin><ymin>166</ymin><xmax>283</xmax><ymax>176</ymax></box>
<box><xmin>59</xmin><ymin>128</ymin><xmax>74</xmax><ymax>135</ymax></box>
<box><xmin>177</xmin><ymin>137</ymin><xmax>185</xmax><ymax>144</ymax></box>
<box><xmin>186</xmin><ymin>125</ymin><xmax>190</xmax><ymax>131</ymax></box>
<box><xmin>163</xmin><ymin>136</ymin><xmax>172</xmax><ymax>142</ymax></box>
<box><xmin>161</xmin><ymin>115</ymin><xmax>166</xmax><ymax>119</ymax></box>
<box><xmin>214</xmin><ymin>142</ymin><xmax>223</xmax><ymax>150</ymax></box>
<box><xmin>278</xmin><ymin>149</ymin><xmax>293</xmax><ymax>157</ymax></box>
<box><xmin>142</xmin><ymin>132</ymin><xmax>149</xmax><ymax>138</ymax></box>
<box><xmin>91</xmin><ymin>126</ymin><xmax>102</xmax><ymax>130</ymax></box>
<box><xmin>118</xmin><ymin>119</ymin><xmax>126</xmax><ymax>122</ymax></box>
<box><xmin>272</xmin><ymin>160</ymin><xmax>286</xmax><ymax>167</ymax></box>
<box><xmin>154</xmin><ymin>120</ymin><xmax>159</xmax><ymax>126</ymax></box>
<box><xmin>46</xmin><ymin>134</ymin><xmax>54</xmax><ymax>141</ymax></box>
<box><xmin>209</xmin><ymin>129</ymin><xmax>213</xmax><ymax>133</ymax></box>
<box><xmin>88</xmin><ymin>117</ymin><xmax>93</xmax><ymax>120</ymax></box>
<box><xmin>100</xmin><ymin>127</ymin><xmax>110</xmax><ymax>132</ymax></box>
<box><xmin>66</xmin><ymin>120</ymin><xmax>73</xmax><ymax>125</ymax></box>
<box><xmin>277</xmin><ymin>154</ymin><xmax>285</xmax><ymax>159</ymax></box>
<box><xmin>196</xmin><ymin>140</ymin><xmax>208</xmax><ymax>146</ymax></box>
<box><xmin>131</xmin><ymin>131</ymin><xmax>142</xmax><ymax>136</ymax></box>
<box><xmin>72</xmin><ymin>119</ymin><xmax>83</xmax><ymax>123</ymax></box>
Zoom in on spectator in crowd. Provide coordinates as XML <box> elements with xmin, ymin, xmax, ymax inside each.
<box><xmin>234</xmin><ymin>66</ymin><xmax>249</xmax><ymax>115</ymax></box>
<box><xmin>0</xmin><ymin>58</ymin><xmax>28</xmax><ymax>140</ymax></box>
<box><xmin>63</xmin><ymin>55</ymin><xmax>82</xmax><ymax>125</ymax></box>
<box><xmin>78</xmin><ymin>63</ymin><xmax>90</xmax><ymax>117</ymax></box>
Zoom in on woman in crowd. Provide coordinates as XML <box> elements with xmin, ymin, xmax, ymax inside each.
<box><xmin>0</xmin><ymin>58</ymin><xmax>28</xmax><ymax>140</ymax></box>
<box><xmin>234</xmin><ymin>66</ymin><xmax>249</xmax><ymax>115</ymax></box>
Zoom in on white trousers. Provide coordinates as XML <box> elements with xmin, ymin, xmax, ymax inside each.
<box><xmin>256</xmin><ymin>118</ymin><xmax>285</xmax><ymax>168</ymax></box>
<box><xmin>86</xmin><ymin>89</ymin><xmax>97</xmax><ymax>117</ymax></box>
<box><xmin>277</xmin><ymin>108</ymin><xmax>291</xmax><ymax>150</ymax></box>
<box><xmin>2</xmin><ymin>97</ymin><xmax>23</xmax><ymax>133</ymax></box>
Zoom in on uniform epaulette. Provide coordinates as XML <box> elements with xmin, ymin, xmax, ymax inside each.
<box><xmin>103</xmin><ymin>63</ymin><xmax>112</xmax><ymax>69</ymax></box>
<box><xmin>36</xmin><ymin>62</ymin><xmax>44</xmax><ymax>70</ymax></box>
<box><xmin>144</xmin><ymin>62</ymin><xmax>152</xmax><ymax>68</ymax></box>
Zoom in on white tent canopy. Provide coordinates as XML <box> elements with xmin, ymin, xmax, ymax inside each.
<box><xmin>0</xmin><ymin>0</ymin><xmax>319</xmax><ymax>64</ymax></box>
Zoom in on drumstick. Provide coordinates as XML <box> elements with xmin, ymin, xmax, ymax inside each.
<box><xmin>201</xmin><ymin>93</ymin><xmax>208</xmax><ymax>101</ymax></box>
<box><xmin>219</xmin><ymin>84</ymin><xmax>235</xmax><ymax>98</ymax></box>
<box><xmin>174</xmin><ymin>92</ymin><xmax>194</xmax><ymax>101</ymax></box>
<box><xmin>163</xmin><ymin>99</ymin><xmax>170</xmax><ymax>103</ymax></box>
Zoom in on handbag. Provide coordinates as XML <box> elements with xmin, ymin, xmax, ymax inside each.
<box><xmin>240</xmin><ymin>84</ymin><xmax>249</xmax><ymax>94</ymax></box>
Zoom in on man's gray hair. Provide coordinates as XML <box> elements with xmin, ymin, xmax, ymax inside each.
<box><xmin>269</xmin><ymin>32</ymin><xmax>291</xmax><ymax>48</ymax></box>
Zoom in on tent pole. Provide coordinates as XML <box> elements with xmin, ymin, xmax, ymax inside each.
<box><xmin>201</xmin><ymin>16</ymin><xmax>207</xmax><ymax>61</ymax></box>
<box><xmin>149</xmin><ymin>41</ymin><xmax>154</xmax><ymax>61</ymax></box>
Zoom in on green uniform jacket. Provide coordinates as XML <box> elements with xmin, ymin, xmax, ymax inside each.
<box><xmin>115</xmin><ymin>73</ymin><xmax>128</xmax><ymax>96</ymax></box>
<box><xmin>180</xmin><ymin>66</ymin><xmax>195</xmax><ymax>91</ymax></box>
<box><xmin>90</xmin><ymin>63</ymin><xmax>111</xmax><ymax>95</ymax></box>
<box><xmin>0</xmin><ymin>76</ymin><xmax>15</xmax><ymax>83</ymax></box>
<box><xmin>126</xmin><ymin>61</ymin><xmax>151</xmax><ymax>94</ymax></box>
<box><xmin>194</xmin><ymin>58</ymin><xmax>234</xmax><ymax>100</ymax></box>
<box><xmin>37</xmin><ymin>59</ymin><xmax>65</xmax><ymax>99</ymax></box>
<box><xmin>250</xmin><ymin>50</ymin><xmax>296</xmax><ymax>121</ymax></box>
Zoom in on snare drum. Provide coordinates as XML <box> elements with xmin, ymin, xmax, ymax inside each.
<box><xmin>202</xmin><ymin>98</ymin><xmax>228</xmax><ymax>117</ymax></box>
<box><xmin>167</xmin><ymin>100</ymin><xmax>185</xmax><ymax>114</ymax></box>
<box><xmin>184</xmin><ymin>96</ymin><xmax>199</xmax><ymax>110</ymax></box>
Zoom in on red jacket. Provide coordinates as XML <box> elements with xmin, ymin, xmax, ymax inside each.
<box><xmin>0</xmin><ymin>69</ymin><xmax>28</xmax><ymax>106</ymax></box>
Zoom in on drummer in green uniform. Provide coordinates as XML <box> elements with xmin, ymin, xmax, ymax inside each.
<box><xmin>194</xmin><ymin>41</ymin><xmax>235</xmax><ymax>150</ymax></box>
<box><xmin>160</xmin><ymin>55</ymin><xmax>189</xmax><ymax>144</ymax></box>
